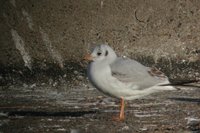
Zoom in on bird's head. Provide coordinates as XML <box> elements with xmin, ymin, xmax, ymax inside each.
<box><xmin>84</xmin><ymin>44</ymin><xmax>117</xmax><ymax>64</ymax></box>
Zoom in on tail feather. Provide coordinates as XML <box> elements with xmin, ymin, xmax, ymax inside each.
<box><xmin>159</xmin><ymin>79</ymin><xmax>199</xmax><ymax>87</ymax></box>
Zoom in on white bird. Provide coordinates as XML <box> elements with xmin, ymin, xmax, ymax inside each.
<box><xmin>84</xmin><ymin>44</ymin><xmax>176</xmax><ymax>121</ymax></box>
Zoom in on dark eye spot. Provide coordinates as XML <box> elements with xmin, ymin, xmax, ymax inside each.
<box><xmin>97</xmin><ymin>52</ymin><xmax>102</xmax><ymax>56</ymax></box>
<box><xmin>105</xmin><ymin>50</ymin><xmax>108</xmax><ymax>56</ymax></box>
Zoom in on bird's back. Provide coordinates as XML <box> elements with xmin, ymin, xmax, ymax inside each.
<box><xmin>110</xmin><ymin>57</ymin><xmax>169</xmax><ymax>90</ymax></box>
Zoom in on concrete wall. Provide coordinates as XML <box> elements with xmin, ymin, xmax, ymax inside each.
<box><xmin>0</xmin><ymin>0</ymin><xmax>200</xmax><ymax>82</ymax></box>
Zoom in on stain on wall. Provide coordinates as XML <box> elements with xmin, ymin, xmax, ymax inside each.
<box><xmin>11</xmin><ymin>29</ymin><xmax>32</xmax><ymax>70</ymax></box>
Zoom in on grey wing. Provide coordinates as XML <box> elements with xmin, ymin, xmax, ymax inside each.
<box><xmin>110</xmin><ymin>57</ymin><xmax>168</xmax><ymax>89</ymax></box>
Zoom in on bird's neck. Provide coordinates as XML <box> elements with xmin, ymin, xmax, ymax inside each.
<box><xmin>89</xmin><ymin>61</ymin><xmax>111</xmax><ymax>74</ymax></box>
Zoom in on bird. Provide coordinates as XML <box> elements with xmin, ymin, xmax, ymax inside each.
<box><xmin>84</xmin><ymin>44</ymin><xmax>176</xmax><ymax>121</ymax></box>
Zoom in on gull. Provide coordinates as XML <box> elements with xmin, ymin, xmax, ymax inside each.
<box><xmin>84</xmin><ymin>44</ymin><xmax>176</xmax><ymax>121</ymax></box>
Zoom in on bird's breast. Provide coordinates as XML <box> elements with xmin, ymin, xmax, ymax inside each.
<box><xmin>87</xmin><ymin>63</ymin><xmax>113</xmax><ymax>92</ymax></box>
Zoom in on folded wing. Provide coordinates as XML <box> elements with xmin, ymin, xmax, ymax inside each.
<box><xmin>110</xmin><ymin>57</ymin><xmax>169</xmax><ymax>89</ymax></box>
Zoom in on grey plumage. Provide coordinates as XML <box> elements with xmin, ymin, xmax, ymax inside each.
<box><xmin>110</xmin><ymin>57</ymin><xmax>168</xmax><ymax>90</ymax></box>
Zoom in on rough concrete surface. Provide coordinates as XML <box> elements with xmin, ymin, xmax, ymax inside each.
<box><xmin>0</xmin><ymin>82</ymin><xmax>200</xmax><ymax>133</ymax></box>
<box><xmin>0</xmin><ymin>0</ymin><xmax>200</xmax><ymax>133</ymax></box>
<box><xmin>0</xmin><ymin>0</ymin><xmax>200</xmax><ymax>78</ymax></box>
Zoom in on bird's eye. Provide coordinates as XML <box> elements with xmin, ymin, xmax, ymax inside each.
<box><xmin>97</xmin><ymin>52</ymin><xmax>102</xmax><ymax>56</ymax></box>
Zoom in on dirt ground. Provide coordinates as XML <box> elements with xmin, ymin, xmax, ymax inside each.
<box><xmin>0</xmin><ymin>80</ymin><xmax>200</xmax><ymax>133</ymax></box>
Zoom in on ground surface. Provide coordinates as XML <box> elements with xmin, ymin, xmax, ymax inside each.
<box><xmin>0</xmin><ymin>82</ymin><xmax>200</xmax><ymax>133</ymax></box>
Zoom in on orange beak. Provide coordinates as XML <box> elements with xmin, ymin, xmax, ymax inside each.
<box><xmin>83</xmin><ymin>53</ymin><xmax>93</xmax><ymax>61</ymax></box>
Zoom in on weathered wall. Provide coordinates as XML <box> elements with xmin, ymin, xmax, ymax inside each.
<box><xmin>0</xmin><ymin>0</ymin><xmax>200</xmax><ymax>82</ymax></box>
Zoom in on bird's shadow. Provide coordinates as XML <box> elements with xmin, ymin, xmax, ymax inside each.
<box><xmin>2</xmin><ymin>110</ymin><xmax>98</xmax><ymax>117</ymax></box>
<box><xmin>169</xmin><ymin>97</ymin><xmax>200</xmax><ymax>103</ymax></box>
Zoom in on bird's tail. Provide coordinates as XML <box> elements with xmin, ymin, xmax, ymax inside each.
<box><xmin>159</xmin><ymin>79</ymin><xmax>200</xmax><ymax>88</ymax></box>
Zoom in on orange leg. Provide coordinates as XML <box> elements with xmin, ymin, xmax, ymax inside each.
<box><xmin>119</xmin><ymin>97</ymin><xmax>125</xmax><ymax>121</ymax></box>
<box><xmin>112</xmin><ymin>97</ymin><xmax>125</xmax><ymax>121</ymax></box>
